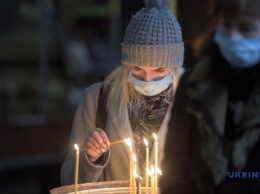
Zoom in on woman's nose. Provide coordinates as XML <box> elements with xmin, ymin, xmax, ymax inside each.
<box><xmin>142</xmin><ymin>72</ymin><xmax>154</xmax><ymax>82</ymax></box>
<box><xmin>226</xmin><ymin>29</ymin><xmax>243</xmax><ymax>40</ymax></box>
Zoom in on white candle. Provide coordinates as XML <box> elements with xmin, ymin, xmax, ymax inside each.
<box><xmin>132</xmin><ymin>154</ymin><xmax>137</xmax><ymax>194</ymax></box>
<box><xmin>151</xmin><ymin>175</ymin><xmax>155</xmax><ymax>194</ymax></box>
<box><xmin>74</xmin><ymin>144</ymin><xmax>80</xmax><ymax>194</ymax></box>
<box><xmin>148</xmin><ymin>166</ymin><xmax>155</xmax><ymax>194</ymax></box>
<box><xmin>155</xmin><ymin>168</ymin><xmax>162</xmax><ymax>194</ymax></box>
<box><xmin>143</xmin><ymin>138</ymin><xmax>149</xmax><ymax>194</ymax></box>
<box><xmin>133</xmin><ymin>153</ymin><xmax>137</xmax><ymax>194</ymax></box>
<box><xmin>153</xmin><ymin>133</ymin><xmax>158</xmax><ymax>189</ymax></box>
<box><xmin>125</xmin><ymin>138</ymin><xmax>133</xmax><ymax>193</ymax></box>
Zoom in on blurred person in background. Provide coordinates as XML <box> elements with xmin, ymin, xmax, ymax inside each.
<box><xmin>61</xmin><ymin>0</ymin><xmax>184</xmax><ymax>185</ymax></box>
<box><xmin>161</xmin><ymin>0</ymin><xmax>260</xmax><ymax>193</ymax></box>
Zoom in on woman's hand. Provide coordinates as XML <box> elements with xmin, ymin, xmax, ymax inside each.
<box><xmin>85</xmin><ymin>128</ymin><xmax>110</xmax><ymax>162</ymax></box>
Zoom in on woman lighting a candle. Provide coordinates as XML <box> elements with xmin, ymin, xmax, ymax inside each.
<box><xmin>61</xmin><ymin>0</ymin><xmax>184</xmax><ymax>186</ymax></box>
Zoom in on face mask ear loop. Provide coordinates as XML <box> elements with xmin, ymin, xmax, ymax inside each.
<box><xmin>169</xmin><ymin>69</ymin><xmax>174</xmax><ymax>83</ymax></box>
<box><xmin>169</xmin><ymin>68</ymin><xmax>178</xmax><ymax>90</ymax></box>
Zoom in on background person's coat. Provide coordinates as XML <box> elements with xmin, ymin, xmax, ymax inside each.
<box><xmin>161</xmin><ymin>47</ymin><xmax>260</xmax><ymax>194</ymax></box>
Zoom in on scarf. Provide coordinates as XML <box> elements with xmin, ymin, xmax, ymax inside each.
<box><xmin>129</xmin><ymin>85</ymin><xmax>173</xmax><ymax>177</ymax></box>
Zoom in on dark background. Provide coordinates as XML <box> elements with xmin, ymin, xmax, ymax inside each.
<box><xmin>0</xmin><ymin>0</ymin><xmax>209</xmax><ymax>193</ymax></box>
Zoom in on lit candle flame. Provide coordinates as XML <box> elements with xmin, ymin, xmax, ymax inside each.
<box><xmin>153</xmin><ymin>133</ymin><xmax>157</xmax><ymax>141</ymax></box>
<box><xmin>133</xmin><ymin>153</ymin><xmax>137</xmax><ymax>163</ymax></box>
<box><xmin>151</xmin><ymin>165</ymin><xmax>155</xmax><ymax>174</ymax></box>
<box><xmin>144</xmin><ymin>138</ymin><xmax>149</xmax><ymax>147</ymax></box>
<box><xmin>156</xmin><ymin>168</ymin><xmax>162</xmax><ymax>175</ymax></box>
<box><xmin>147</xmin><ymin>168</ymin><xmax>153</xmax><ymax>177</ymax></box>
<box><xmin>74</xmin><ymin>144</ymin><xmax>79</xmax><ymax>151</ymax></box>
<box><xmin>124</xmin><ymin>137</ymin><xmax>132</xmax><ymax>148</ymax></box>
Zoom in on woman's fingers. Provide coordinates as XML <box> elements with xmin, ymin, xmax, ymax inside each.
<box><xmin>95</xmin><ymin>128</ymin><xmax>110</xmax><ymax>148</ymax></box>
<box><xmin>85</xmin><ymin>128</ymin><xmax>110</xmax><ymax>161</ymax></box>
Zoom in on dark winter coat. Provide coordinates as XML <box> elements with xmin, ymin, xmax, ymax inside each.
<box><xmin>160</xmin><ymin>46</ymin><xmax>260</xmax><ymax>194</ymax></box>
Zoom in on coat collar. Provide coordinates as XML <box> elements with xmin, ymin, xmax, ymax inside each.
<box><xmin>108</xmin><ymin>99</ymin><xmax>173</xmax><ymax>169</ymax></box>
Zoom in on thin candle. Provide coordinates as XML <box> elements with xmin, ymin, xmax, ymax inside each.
<box><xmin>79</xmin><ymin>139</ymin><xmax>125</xmax><ymax>151</ymax></box>
<box><xmin>147</xmin><ymin>167</ymin><xmax>155</xmax><ymax>194</ymax></box>
<box><xmin>125</xmin><ymin>138</ymin><xmax>133</xmax><ymax>193</ymax></box>
<box><xmin>155</xmin><ymin>168</ymin><xmax>162</xmax><ymax>194</ymax></box>
<box><xmin>151</xmin><ymin>175</ymin><xmax>155</xmax><ymax>194</ymax></box>
<box><xmin>74</xmin><ymin>144</ymin><xmax>80</xmax><ymax>194</ymax></box>
<box><xmin>153</xmin><ymin>133</ymin><xmax>158</xmax><ymax>189</ymax></box>
<box><xmin>144</xmin><ymin>138</ymin><xmax>149</xmax><ymax>194</ymax></box>
<box><xmin>110</xmin><ymin>139</ymin><xmax>125</xmax><ymax>145</ymax></box>
<box><xmin>152</xmin><ymin>165</ymin><xmax>155</xmax><ymax>194</ymax></box>
<box><xmin>133</xmin><ymin>153</ymin><xmax>137</xmax><ymax>194</ymax></box>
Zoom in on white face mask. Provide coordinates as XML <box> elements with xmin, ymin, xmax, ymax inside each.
<box><xmin>128</xmin><ymin>71</ymin><xmax>173</xmax><ymax>96</ymax></box>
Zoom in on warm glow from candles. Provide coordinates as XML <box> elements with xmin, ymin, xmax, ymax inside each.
<box><xmin>147</xmin><ymin>168</ymin><xmax>152</xmax><ymax>177</ymax></box>
<box><xmin>156</xmin><ymin>168</ymin><xmax>162</xmax><ymax>176</ymax></box>
<box><xmin>74</xmin><ymin>144</ymin><xmax>80</xmax><ymax>194</ymax></box>
<box><xmin>74</xmin><ymin>144</ymin><xmax>79</xmax><ymax>151</ymax></box>
<box><xmin>125</xmin><ymin>137</ymin><xmax>132</xmax><ymax>148</ymax></box>
<box><xmin>151</xmin><ymin>165</ymin><xmax>155</xmax><ymax>175</ymax></box>
<box><xmin>133</xmin><ymin>153</ymin><xmax>137</xmax><ymax>164</ymax></box>
<box><xmin>152</xmin><ymin>133</ymin><xmax>157</xmax><ymax>141</ymax></box>
<box><xmin>144</xmin><ymin>138</ymin><xmax>148</xmax><ymax>147</ymax></box>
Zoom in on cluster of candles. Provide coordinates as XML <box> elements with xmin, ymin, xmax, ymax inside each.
<box><xmin>73</xmin><ymin>133</ymin><xmax>161</xmax><ymax>194</ymax></box>
<box><xmin>125</xmin><ymin>133</ymin><xmax>162</xmax><ymax>194</ymax></box>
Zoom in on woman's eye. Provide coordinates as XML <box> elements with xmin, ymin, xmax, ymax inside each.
<box><xmin>239</xmin><ymin>23</ymin><xmax>256</xmax><ymax>36</ymax></box>
<box><xmin>222</xmin><ymin>22</ymin><xmax>231</xmax><ymax>29</ymax></box>
<box><xmin>133</xmin><ymin>66</ymin><xmax>141</xmax><ymax>71</ymax></box>
<box><xmin>155</xmin><ymin>68</ymin><xmax>165</xmax><ymax>72</ymax></box>
<box><xmin>220</xmin><ymin>18</ymin><xmax>232</xmax><ymax>29</ymax></box>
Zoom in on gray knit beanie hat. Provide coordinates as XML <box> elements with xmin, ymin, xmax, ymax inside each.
<box><xmin>122</xmin><ymin>0</ymin><xmax>184</xmax><ymax>69</ymax></box>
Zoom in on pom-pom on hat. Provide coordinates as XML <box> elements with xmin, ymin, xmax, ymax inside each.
<box><xmin>121</xmin><ymin>0</ymin><xmax>184</xmax><ymax>69</ymax></box>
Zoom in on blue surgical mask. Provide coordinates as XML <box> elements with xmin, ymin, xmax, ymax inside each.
<box><xmin>128</xmin><ymin>71</ymin><xmax>173</xmax><ymax>96</ymax></box>
<box><xmin>213</xmin><ymin>29</ymin><xmax>260</xmax><ymax>69</ymax></box>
